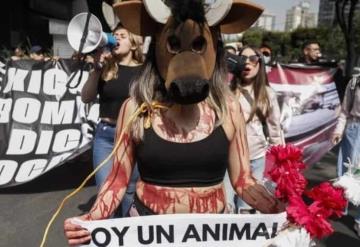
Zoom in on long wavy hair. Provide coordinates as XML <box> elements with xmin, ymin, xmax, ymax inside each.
<box><xmin>130</xmin><ymin>32</ymin><xmax>231</xmax><ymax>141</ymax></box>
<box><xmin>230</xmin><ymin>46</ymin><xmax>270</xmax><ymax>122</ymax></box>
<box><xmin>102</xmin><ymin>23</ymin><xmax>144</xmax><ymax>81</ymax></box>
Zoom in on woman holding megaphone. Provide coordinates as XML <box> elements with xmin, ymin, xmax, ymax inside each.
<box><xmin>81</xmin><ymin>23</ymin><xmax>144</xmax><ymax>217</ymax></box>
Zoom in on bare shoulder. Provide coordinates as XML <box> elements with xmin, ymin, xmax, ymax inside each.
<box><xmin>118</xmin><ymin>97</ymin><xmax>138</xmax><ymax>122</ymax></box>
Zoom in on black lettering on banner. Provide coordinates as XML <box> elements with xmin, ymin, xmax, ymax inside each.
<box><xmin>251</xmin><ymin>223</ymin><xmax>270</xmax><ymax>240</ymax></box>
<box><xmin>271</xmin><ymin>223</ymin><xmax>278</xmax><ymax>238</ymax></box>
<box><xmin>202</xmin><ymin>224</ymin><xmax>220</xmax><ymax>241</ymax></box>
<box><xmin>182</xmin><ymin>224</ymin><xmax>201</xmax><ymax>242</ymax></box>
<box><xmin>92</xmin><ymin>227</ymin><xmax>111</xmax><ymax>247</ymax></box>
<box><xmin>111</xmin><ymin>226</ymin><xmax>129</xmax><ymax>246</ymax></box>
<box><xmin>222</xmin><ymin>223</ymin><xmax>228</xmax><ymax>241</ymax></box>
<box><xmin>156</xmin><ymin>225</ymin><xmax>174</xmax><ymax>243</ymax></box>
<box><xmin>138</xmin><ymin>225</ymin><xmax>154</xmax><ymax>244</ymax></box>
<box><xmin>229</xmin><ymin>223</ymin><xmax>251</xmax><ymax>240</ymax></box>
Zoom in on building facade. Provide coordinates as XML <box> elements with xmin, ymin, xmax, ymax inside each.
<box><xmin>285</xmin><ymin>1</ymin><xmax>317</xmax><ymax>31</ymax></box>
<box><xmin>254</xmin><ymin>13</ymin><xmax>276</xmax><ymax>31</ymax></box>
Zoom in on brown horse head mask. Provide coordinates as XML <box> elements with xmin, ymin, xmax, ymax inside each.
<box><xmin>114</xmin><ymin>0</ymin><xmax>263</xmax><ymax>104</ymax></box>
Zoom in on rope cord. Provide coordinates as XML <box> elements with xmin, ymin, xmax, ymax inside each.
<box><xmin>39</xmin><ymin>101</ymin><xmax>168</xmax><ymax>247</ymax></box>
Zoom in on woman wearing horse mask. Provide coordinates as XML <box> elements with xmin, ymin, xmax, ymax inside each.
<box><xmin>64</xmin><ymin>1</ymin><xmax>283</xmax><ymax>245</ymax></box>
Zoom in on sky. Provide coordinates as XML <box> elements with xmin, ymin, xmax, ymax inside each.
<box><xmin>252</xmin><ymin>0</ymin><xmax>320</xmax><ymax>31</ymax></box>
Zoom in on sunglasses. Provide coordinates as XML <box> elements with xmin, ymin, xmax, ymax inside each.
<box><xmin>239</xmin><ymin>55</ymin><xmax>260</xmax><ymax>65</ymax></box>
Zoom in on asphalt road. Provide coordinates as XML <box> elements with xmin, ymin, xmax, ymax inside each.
<box><xmin>0</xmin><ymin>147</ymin><xmax>359</xmax><ymax>247</ymax></box>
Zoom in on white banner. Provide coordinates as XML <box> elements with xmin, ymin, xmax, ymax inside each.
<box><xmin>74</xmin><ymin>213</ymin><xmax>287</xmax><ymax>247</ymax></box>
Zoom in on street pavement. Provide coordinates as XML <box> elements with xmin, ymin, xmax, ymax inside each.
<box><xmin>0</xmin><ymin>147</ymin><xmax>359</xmax><ymax>246</ymax></box>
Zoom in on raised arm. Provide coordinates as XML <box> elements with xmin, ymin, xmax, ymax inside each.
<box><xmin>81</xmin><ymin>69</ymin><xmax>102</xmax><ymax>103</ymax></box>
<box><xmin>81</xmin><ymin>50</ymin><xmax>111</xmax><ymax>103</ymax></box>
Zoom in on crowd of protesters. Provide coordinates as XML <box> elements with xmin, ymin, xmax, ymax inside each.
<box><xmin>2</xmin><ymin>25</ymin><xmax>359</xmax><ymax>242</ymax></box>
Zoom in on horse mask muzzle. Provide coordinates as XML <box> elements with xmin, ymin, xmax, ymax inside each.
<box><xmin>155</xmin><ymin>19</ymin><xmax>216</xmax><ymax>105</ymax></box>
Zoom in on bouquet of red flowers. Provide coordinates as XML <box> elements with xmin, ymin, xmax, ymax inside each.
<box><xmin>267</xmin><ymin>144</ymin><xmax>347</xmax><ymax>239</ymax></box>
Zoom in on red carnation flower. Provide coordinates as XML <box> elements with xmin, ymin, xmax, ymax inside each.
<box><xmin>287</xmin><ymin>196</ymin><xmax>334</xmax><ymax>239</ymax></box>
<box><xmin>306</xmin><ymin>182</ymin><xmax>347</xmax><ymax>218</ymax></box>
<box><xmin>267</xmin><ymin>144</ymin><xmax>304</xmax><ymax>165</ymax></box>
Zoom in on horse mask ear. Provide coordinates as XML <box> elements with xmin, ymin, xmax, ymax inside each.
<box><xmin>219</xmin><ymin>0</ymin><xmax>264</xmax><ymax>34</ymax></box>
<box><xmin>112</xmin><ymin>0</ymin><xmax>159</xmax><ymax>36</ymax></box>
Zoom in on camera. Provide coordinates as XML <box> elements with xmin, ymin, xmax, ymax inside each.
<box><xmin>225</xmin><ymin>51</ymin><xmax>246</xmax><ymax>76</ymax></box>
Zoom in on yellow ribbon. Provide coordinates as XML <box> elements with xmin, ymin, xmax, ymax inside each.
<box><xmin>40</xmin><ymin>101</ymin><xmax>168</xmax><ymax>247</ymax></box>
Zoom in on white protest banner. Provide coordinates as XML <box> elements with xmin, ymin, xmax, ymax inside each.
<box><xmin>74</xmin><ymin>212</ymin><xmax>287</xmax><ymax>247</ymax></box>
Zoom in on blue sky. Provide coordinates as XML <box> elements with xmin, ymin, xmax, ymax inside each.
<box><xmin>252</xmin><ymin>0</ymin><xmax>320</xmax><ymax>31</ymax></box>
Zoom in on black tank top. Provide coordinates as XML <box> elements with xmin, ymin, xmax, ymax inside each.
<box><xmin>98</xmin><ymin>65</ymin><xmax>142</xmax><ymax>119</ymax></box>
<box><xmin>135</xmin><ymin>126</ymin><xmax>229</xmax><ymax>187</ymax></box>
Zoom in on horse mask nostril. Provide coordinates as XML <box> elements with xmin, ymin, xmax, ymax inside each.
<box><xmin>168</xmin><ymin>78</ymin><xmax>210</xmax><ymax>105</ymax></box>
<box><xmin>167</xmin><ymin>35</ymin><xmax>181</xmax><ymax>54</ymax></box>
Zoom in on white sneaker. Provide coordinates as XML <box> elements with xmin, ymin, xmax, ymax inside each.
<box><xmin>354</xmin><ymin>222</ymin><xmax>360</xmax><ymax>237</ymax></box>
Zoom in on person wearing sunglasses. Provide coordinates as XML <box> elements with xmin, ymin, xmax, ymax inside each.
<box><xmin>226</xmin><ymin>46</ymin><xmax>284</xmax><ymax>214</ymax></box>
<box><xmin>259</xmin><ymin>43</ymin><xmax>272</xmax><ymax>66</ymax></box>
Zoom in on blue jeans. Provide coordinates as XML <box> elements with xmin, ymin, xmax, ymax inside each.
<box><xmin>223</xmin><ymin>157</ymin><xmax>265</xmax><ymax>212</ymax></box>
<box><xmin>235</xmin><ymin>157</ymin><xmax>266</xmax><ymax>211</ymax></box>
<box><xmin>93</xmin><ymin>121</ymin><xmax>139</xmax><ymax>217</ymax></box>
<box><xmin>337</xmin><ymin>121</ymin><xmax>360</xmax><ymax>223</ymax></box>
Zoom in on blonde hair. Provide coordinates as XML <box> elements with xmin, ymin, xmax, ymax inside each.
<box><xmin>102</xmin><ymin>24</ymin><xmax>144</xmax><ymax>81</ymax></box>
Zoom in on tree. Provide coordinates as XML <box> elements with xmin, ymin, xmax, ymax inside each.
<box><xmin>335</xmin><ymin>0</ymin><xmax>360</xmax><ymax>78</ymax></box>
<box><xmin>241</xmin><ymin>28</ymin><xmax>263</xmax><ymax>48</ymax></box>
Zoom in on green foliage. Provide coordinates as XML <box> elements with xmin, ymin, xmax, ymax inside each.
<box><xmin>241</xmin><ymin>28</ymin><xmax>263</xmax><ymax>48</ymax></box>
<box><xmin>240</xmin><ymin>26</ymin><xmax>348</xmax><ymax>64</ymax></box>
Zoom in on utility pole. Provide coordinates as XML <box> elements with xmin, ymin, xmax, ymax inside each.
<box><xmin>335</xmin><ymin>0</ymin><xmax>359</xmax><ymax>79</ymax></box>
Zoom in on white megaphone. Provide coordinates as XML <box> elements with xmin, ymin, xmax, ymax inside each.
<box><xmin>67</xmin><ymin>12</ymin><xmax>117</xmax><ymax>53</ymax></box>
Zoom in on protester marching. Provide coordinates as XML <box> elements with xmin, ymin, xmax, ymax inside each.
<box><xmin>0</xmin><ymin>1</ymin><xmax>360</xmax><ymax>247</ymax></box>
